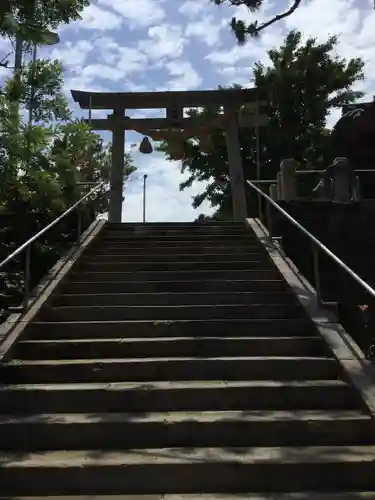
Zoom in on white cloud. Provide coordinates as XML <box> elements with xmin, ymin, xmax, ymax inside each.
<box><xmin>285</xmin><ymin>0</ymin><xmax>361</xmax><ymax>40</ymax></box>
<box><xmin>206</xmin><ymin>45</ymin><xmax>244</xmax><ymax>66</ymax></box>
<box><xmin>285</xmin><ymin>0</ymin><xmax>375</xmax><ymax>98</ymax></box>
<box><xmin>64</xmin><ymin>74</ymin><xmax>108</xmax><ymax>95</ymax></box>
<box><xmin>166</xmin><ymin>60</ymin><xmax>202</xmax><ymax>91</ymax></box>
<box><xmin>138</xmin><ymin>24</ymin><xmax>188</xmax><ymax>60</ymax></box>
<box><xmin>205</xmin><ymin>24</ymin><xmax>284</xmax><ymax>68</ymax></box>
<box><xmin>179</xmin><ymin>1</ymin><xmax>208</xmax><ymax>18</ymax></box>
<box><xmin>98</xmin><ymin>0</ymin><xmax>165</xmax><ymax>28</ymax></box>
<box><xmin>76</xmin><ymin>4</ymin><xmax>123</xmax><ymax>30</ymax></box>
<box><xmin>0</xmin><ymin>39</ymin><xmax>11</xmax><ymax>79</ymax></box>
<box><xmin>47</xmin><ymin>40</ymin><xmax>93</xmax><ymax>70</ymax></box>
<box><xmin>122</xmin><ymin>152</ymin><xmax>214</xmax><ymax>222</ymax></box>
<box><xmin>117</xmin><ymin>46</ymin><xmax>148</xmax><ymax>74</ymax></box>
<box><xmin>0</xmin><ymin>67</ymin><xmax>8</xmax><ymax>79</ymax></box>
<box><xmin>205</xmin><ymin>0</ymin><xmax>375</xmax><ymax>97</ymax></box>
<box><xmin>185</xmin><ymin>18</ymin><xmax>223</xmax><ymax>47</ymax></box>
<box><xmin>92</xmin><ymin>37</ymin><xmax>121</xmax><ymax>65</ymax></box>
<box><xmin>0</xmin><ymin>37</ymin><xmax>11</xmax><ymax>55</ymax></box>
<box><xmin>220</xmin><ymin>65</ymin><xmax>254</xmax><ymax>86</ymax></box>
<box><xmin>326</xmin><ymin>108</ymin><xmax>341</xmax><ymax>129</ymax></box>
<box><xmin>81</xmin><ymin>63</ymin><xmax>124</xmax><ymax>81</ymax></box>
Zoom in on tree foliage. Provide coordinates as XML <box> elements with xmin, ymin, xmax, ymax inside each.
<box><xmin>0</xmin><ymin>60</ymin><xmax>135</xmax><ymax>214</ymax></box>
<box><xmin>0</xmin><ymin>0</ymin><xmax>138</xmax><ymax>321</ymax></box>
<box><xmin>0</xmin><ymin>53</ymin><xmax>135</xmax><ymax>320</ymax></box>
<box><xmin>1</xmin><ymin>0</ymin><xmax>88</xmax><ymax>43</ymax></box>
<box><xmin>159</xmin><ymin>31</ymin><xmax>364</xmax><ymax>218</ymax></box>
<box><xmin>212</xmin><ymin>0</ymin><xmax>303</xmax><ymax>44</ymax></box>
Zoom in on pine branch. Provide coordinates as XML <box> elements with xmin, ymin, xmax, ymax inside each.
<box><xmin>251</xmin><ymin>0</ymin><xmax>303</xmax><ymax>35</ymax></box>
<box><xmin>0</xmin><ymin>52</ymin><xmax>12</xmax><ymax>68</ymax></box>
<box><xmin>227</xmin><ymin>0</ymin><xmax>304</xmax><ymax>42</ymax></box>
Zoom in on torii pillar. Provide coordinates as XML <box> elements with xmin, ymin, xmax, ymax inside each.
<box><xmin>109</xmin><ymin>107</ymin><xmax>126</xmax><ymax>222</ymax></box>
<box><xmin>224</xmin><ymin>105</ymin><xmax>247</xmax><ymax>221</ymax></box>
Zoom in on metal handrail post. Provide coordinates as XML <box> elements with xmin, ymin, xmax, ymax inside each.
<box><xmin>0</xmin><ymin>182</ymin><xmax>105</xmax><ymax>272</ymax></box>
<box><xmin>23</xmin><ymin>244</ymin><xmax>31</xmax><ymax>312</ymax></box>
<box><xmin>312</xmin><ymin>245</ymin><xmax>322</xmax><ymax>304</ymax></box>
<box><xmin>0</xmin><ymin>181</ymin><xmax>105</xmax><ymax>315</ymax></box>
<box><xmin>265</xmin><ymin>195</ymin><xmax>272</xmax><ymax>237</ymax></box>
<box><xmin>76</xmin><ymin>208</ymin><xmax>82</xmax><ymax>245</ymax></box>
<box><xmin>246</xmin><ymin>179</ymin><xmax>375</xmax><ymax>303</ymax></box>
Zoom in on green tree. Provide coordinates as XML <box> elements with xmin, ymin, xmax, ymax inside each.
<box><xmin>51</xmin><ymin>120</ymin><xmax>135</xmax><ymax>213</ymax></box>
<box><xmin>0</xmin><ymin>57</ymin><xmax>135</xmax><ymax>215</ymax></box>
<box><xmin>0</xmin><ymin>57</ymin><xmax>71</xmax><ymax>209</ymax></box>
<box><xmin>0</xmin><ymin>53</ymin><xmax>135</xmax><ymax>321</ymax></box>
<box><xmin>4</xmin><ymin>58</ymin><xmax>71</xmax><ymax>122</ymax></box>
<box><xmin>1</xmin><ymin>0</ymin><xmax>88</xmax><ymax>45</ymax></box>
<box><xmin>159</xmin><ymin>31</ymin><xmax>364</xmax><ymax>218</ymax></box>
<box><xmin>212</xmin><ymin>0</ymin><xmax>303</xmax><ymax>43</ymax></box>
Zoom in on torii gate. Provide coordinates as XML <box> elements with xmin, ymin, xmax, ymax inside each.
<box><xmin>71</xmin><ymin>88</ymin><xmax>267</xmax><ymax>222</ymax></box>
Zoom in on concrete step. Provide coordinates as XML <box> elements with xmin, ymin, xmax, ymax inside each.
<box><xmin>0</xmin><ymin>380</ymin><xmax>360</xmax><ymax>413</ymax></box>
<box><xmin>1</xmin><ymin>357</ymin><xmax>339</xmax><ymax>384</ymax></box>
<box><xmin>103</xmin><ymin>229</ymin><xmax>253</xmax><ymax>238</ymax></box>
<box><xmin>79</xmin><ymin>260</ymin><xmax>272</xmax><ymax>273</ymax></box>
<box><xmin>52</xmin><ymin>291</ymin><xmax>296</xmax><ymax>307</ymax></box>
<box><xmin>107</xmin><ymin>222</ymin><xmax>245</xmax><ymax>228</ymax></box>
<box><xmin>2</xmin><ymin>494</ymin><xmax>375</xmax><ymax>500</ymax></box>
<box><xmin>13</xmin><ymin>337</ymin><xmax>328</xmax><ymax>360</ymax></box>
<box><xmin>160</xmin><ymin>495</ymin><xmax>375</xmax><ymax>500</ymax></box>
<box><xmin>69</xmin><ymin>269</ymin><xmax>280</xmax><ymax>282</ymax></box>
<box><xmin>98</xmin><ymin>239</ymin><xmax>261</xmax><ymax>248</ymax></box>
<box><xmin>60</xmin><ymin>279</ymin><xmax>289</xmax><ymax>295</ymax></box>
<box><xmin>0</xmin><ymin>410</ymin><xmax>373</xmax><ymax>451</ymax></box>
<box><xmin>93</xmin><ymin>245</ymin><xmax>264</xmax><ymax>255</ymax></box>
<box><xmin>106</xmin><ymin>222</ymin><xmax>247</xmax><ymax>232</ymax></box>
<box><xmin>102</xmin><ymin>234</ymin><xmax>257</xmax><ymax>243</ymax></box>
<box><xmin>1</xmin><ymin>446</ymin><xmax>375</xmax><ymax>495</ymax></box>
<box><xmin>105</xmin><ymin>221</ymin><xmax>246</xmax><ymax>226</ymax></box>
<box><xmin>105</xmin><ymin>223</ymin><xmax>246</xmax><ymax>229</ymax></box>
<box><xmin>89</xmin><ymin>252</ymin><xmax>268</xmax><ymax>263</ymax></box>
<box><xmin>25</xmin><ymin>318</ymin><xmax>317</xmax><ymax>340</ymax></box>
<box><xmin>38</xmin><ymin>304</ymin><xmax>306</xmax><ymax>322</ymax></box>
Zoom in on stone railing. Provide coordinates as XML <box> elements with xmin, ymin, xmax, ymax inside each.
<box><xmin>263</xmin><ymin>158</ymin><xmax>375</xmax><ymax>203</ymax></box>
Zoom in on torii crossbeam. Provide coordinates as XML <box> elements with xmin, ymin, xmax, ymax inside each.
<box><xmin>71</xmin><ymin>88</ymin><xmax>267</xmax><ymax>222</ymax></box>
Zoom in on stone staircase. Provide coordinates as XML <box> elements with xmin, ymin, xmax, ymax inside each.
<box><xmin>0</xmin><ymin>221</ymin><xmax>375</xmax><ymax>497</ymax></box>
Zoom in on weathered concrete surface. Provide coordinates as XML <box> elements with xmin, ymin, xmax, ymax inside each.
<box><xmin>1</xmin><ymin>222</ymin><xmax>375</xmax><ymax>496</ymax></box>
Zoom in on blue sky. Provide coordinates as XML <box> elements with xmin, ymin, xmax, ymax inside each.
<box><xmin>1</xmin><ymin>0</ymin><xmax>374</xmax><ymax>221</ymax></box>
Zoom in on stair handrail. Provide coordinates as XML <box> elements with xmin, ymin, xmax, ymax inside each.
<box><xmin>0</xmin><ymin>181</ymin><xmax>106</xmax><ymax>312</ymax></box>
<box><xmin>246</xmin><ymin>178</ymin><xmax>375</xmax><ymax>304</ymax></box>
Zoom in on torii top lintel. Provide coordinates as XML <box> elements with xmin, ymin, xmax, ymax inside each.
<box><xmin>70</xmin><ymin>88</ymin><xmax>265</xmax><ymax>110</ymax></box>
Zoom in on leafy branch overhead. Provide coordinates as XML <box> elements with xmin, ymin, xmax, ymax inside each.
<box><xmin>1</xmin><ymin>0</ymin><xmax>89</xmax><ymax>40</ymax></box>
<box><xmin>212</xmin><ymin>0</ymin><xmax>303</xmax><ymax>43</ymax></box>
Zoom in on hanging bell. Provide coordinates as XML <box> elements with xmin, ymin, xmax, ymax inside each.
<box><xmin>139</xmin><ymin>136</ymin><xmax>153</xmax><ymax>154</ymax></box>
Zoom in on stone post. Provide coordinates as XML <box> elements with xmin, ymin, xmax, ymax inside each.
<box><xmin>109</xmin><ymin>108</ymin><xmax>125</xmax><ymax>222</ymax></box>
<box><xmin>224</xmin><ymin>106</ymin><xmax>247</xmax><ymax>221</ymax></box>
<box><xmin>353</xmin><ymin>176</ymin><xmax>361</xmax><ymax>202</ymax></box>
<box><xmin>276</xmin><ymin>172</ymin><xmax>282</xmax><ymax>199</ymax></box>
<box><xmin>280</xmin><ymin>158</ymin><xmax>297</xmax><ymax>201</ymax></box>
<box><xmin>269</xmin><ymin>183</ymin><xmax>278</xmax><ymax>200</ymax></box>
<box><xmin>332</xmin><ymin>167</ymin><xmax>352</xmax><ymax>203</ymax></box>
